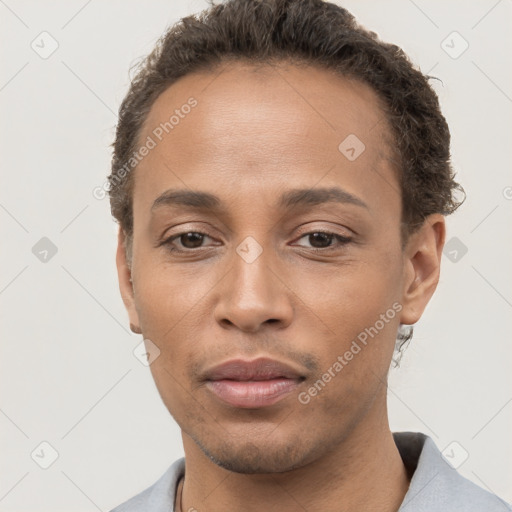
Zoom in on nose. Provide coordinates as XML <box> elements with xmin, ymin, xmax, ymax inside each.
<box><xmin>213</xmin><ymin>244</ymin><xmax>294</xmax><ymax>333</ymax></box>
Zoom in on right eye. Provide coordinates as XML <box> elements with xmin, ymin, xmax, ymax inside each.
<box><xmin>162</xmin><ymin>231</ymin><xmax>218</xmax><ymax>252</ymax></box>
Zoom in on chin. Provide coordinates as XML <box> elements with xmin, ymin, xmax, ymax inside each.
<box><xmin>190</xmin><ymin>429</ymin><xmax>320</xmax><ymax>474</ymax></box>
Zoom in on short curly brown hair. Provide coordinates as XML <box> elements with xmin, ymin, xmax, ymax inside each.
<box><xmin>109</xmin><ymin>0</ymin><xmax>463</xmax><ymax>244</ymax></box>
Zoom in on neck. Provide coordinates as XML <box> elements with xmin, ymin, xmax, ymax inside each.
<box><xmin>178</xmin><ymin>405</ymin><xmax>409</xmax><ymax>512</ymax></box>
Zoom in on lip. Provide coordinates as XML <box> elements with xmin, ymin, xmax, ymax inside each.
<box><xmin>203</xmin><ymin>357</ymin><xmax>305</xmax><ymax>408</ymax></box>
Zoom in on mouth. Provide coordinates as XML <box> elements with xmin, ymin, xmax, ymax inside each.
<box><xmin>203</xmin><ymin>357</ymin><xmax>306</xmax><ymax>408</ymax></box>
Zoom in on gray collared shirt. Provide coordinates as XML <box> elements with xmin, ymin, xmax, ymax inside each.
<box><xmin>110</xmin><ymin>432</ymin><xmax>511</xmax><ymax>511</ymax></box>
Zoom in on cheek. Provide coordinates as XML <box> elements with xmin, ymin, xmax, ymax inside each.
<box><xmin>131</xmin><ymin>258</ymin><xmax>226</xmax><ymax>394</ymax></box>
<box><xmin>292</xmin><ymin>253</ymin><xmax>403</xmax><ymax>339</ymax></box>
<box><xmin>132</xmin><ymin>257</ymin><xmax>216</xmax><ymax>333</ymax></box>
<box><xmin>288</xmin><ymin>250</ymin><xmax>404</xmax><ymax>393</ymax></box>
<box><xmin>294</xmin><ymin>274</ymin><xmax>400</xmax><ymax>429</ymax></box>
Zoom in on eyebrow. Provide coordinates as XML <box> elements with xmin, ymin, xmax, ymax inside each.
<box><xmin>279</xmin><ymin>187</ymin><xmax>368</xmax><ymax>210</ymax></box>
<box><xmin>151</xmin><ymin>186</ymin><xmax>368</xmax><ymax>212</ymax></box>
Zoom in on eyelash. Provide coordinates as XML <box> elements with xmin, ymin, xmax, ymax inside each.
<box><xmin>160</xmin><ymin>230</ymin><xmax>352</xmax><ymax>254</ymax></box>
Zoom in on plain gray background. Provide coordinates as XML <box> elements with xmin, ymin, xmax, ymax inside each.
<box><xmin>1</xmin><ymin>1</ymin><xmax>511</xmax><ymax>510</ymax></box>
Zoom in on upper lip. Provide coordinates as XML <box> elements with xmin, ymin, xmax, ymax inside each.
<box><xmin>203</xmin><ymin>357</ymin><xmax>305</xmax><ymax>381</ymax></box>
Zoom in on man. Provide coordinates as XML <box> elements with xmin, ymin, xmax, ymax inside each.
<box><xmin>108</xmin><ymin>0</ymin><xmax>510</xmax><ymax>510</ymax></box>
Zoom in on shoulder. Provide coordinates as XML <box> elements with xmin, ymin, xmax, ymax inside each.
<box><xmin>109</xmin><ymin>457</ymin><xmax>185</xmax><ymax>512</ymax></box>
<box><xmin>395</xmin><ymin>432</ymin><xmax>511</xmax><ymax>512</ymax></box>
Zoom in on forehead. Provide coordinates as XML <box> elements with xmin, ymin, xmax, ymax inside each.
<box><xmin>133</xmin><ymin>61</ymin><xmax>399</xmax><ymax>214</ymax></box>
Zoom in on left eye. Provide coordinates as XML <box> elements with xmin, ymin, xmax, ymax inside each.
<box><xmin>293</xmin><ymin>231</ymin><xmax>352</xmax><ymax>250</ymax></box>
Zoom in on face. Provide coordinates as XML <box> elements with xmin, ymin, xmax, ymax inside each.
<box><xmin>117</xmin><ymin>62</ymin><xmax>443</xmax><ymax>474</ymax></box>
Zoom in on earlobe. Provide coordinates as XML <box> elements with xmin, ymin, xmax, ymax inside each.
<box><xmin>400</xmin><ymin>215</ymin><xmax>446</xmax><ymax>325</ymax></box>
<box><xmin>115</xmin><ymin>227</ymin><xmax>142</xmax><ymax>334</ymax></box>
<box><xmin>130</xmin><ymin>323</ymin><xmax>142</xmax><ymax>334</ymax></box>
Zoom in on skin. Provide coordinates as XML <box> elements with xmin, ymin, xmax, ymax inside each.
<box><xmin>116</xmin><ymin>61</ymin><xmax>445</xmax><ymax>512</ymax></box>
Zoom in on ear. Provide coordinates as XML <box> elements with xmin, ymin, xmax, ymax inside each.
<box><xmin>400</xmin><ymin>214</ymin><xmax>446</xmax><ymax>325</ymax></box>
<box><xmin>116</xmin><ymin>226</ymin><xmax>142</xmax><ymax>334</ymax></box>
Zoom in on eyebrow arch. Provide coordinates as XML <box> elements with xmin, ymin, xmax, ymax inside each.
<box><xmin>151</xmin><ymin>189</ymin><xmax>221</xmax><ymax>212</ymax></box>
<box><xmin>278</xmin><ymin>187</ymin><xmax>368</xmax><ymax>210</ymax></box>
<box><xmin>151</xmin><ymin>186</ymin><xmax>368</xmax><ymax>212</ymax></box>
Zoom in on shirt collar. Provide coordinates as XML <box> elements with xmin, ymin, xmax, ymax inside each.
<box><xmin>132</xmin><ymin>431</ymin><xmax>509</xmax><ymax>511</ymax></box>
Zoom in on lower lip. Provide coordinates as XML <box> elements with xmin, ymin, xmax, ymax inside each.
<box><xmin>206</xmin><ymin>378</ymin><xmax>301</xmax><ymax>408</ymax></box>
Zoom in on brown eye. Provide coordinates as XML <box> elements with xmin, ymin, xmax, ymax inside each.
<box><xmin>308</xmin><ymin>232</ymin><xmax>335</xmax><ymax>248</ymax></box>
<box><xmin>293</xmin><ymin>231</ymin><xmax>352</xmax><ymax>251</ymax></box>
<box><xmin>178</xmin><ymin>232</ymin><xmax>205</xmax><ymax>249</ymax></box>
<box><xmin>162</xmin><ymin>231</ymin><xmax>216</xmax><ymax>252</ymax></box>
